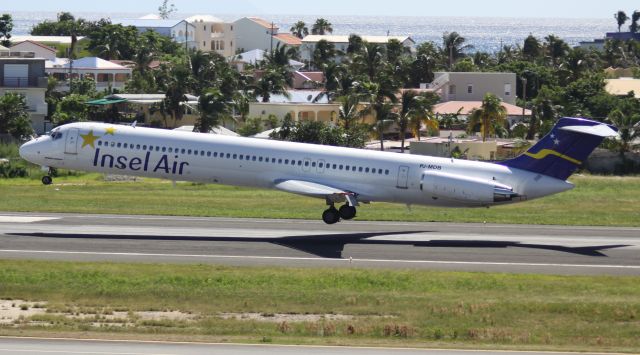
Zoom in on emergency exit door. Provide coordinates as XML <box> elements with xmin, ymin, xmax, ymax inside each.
<box><xmin>65</xmin><ymin>128</ymin><xmax>79</xmax><ymax>154</ymax></box>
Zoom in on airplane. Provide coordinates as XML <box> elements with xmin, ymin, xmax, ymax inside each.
<box><xmin>19</xmin><ymin>117</ymin><xmax>617</xmax><ymax>224</ymax></box>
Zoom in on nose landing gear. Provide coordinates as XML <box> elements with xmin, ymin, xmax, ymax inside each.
<box><xmin>41</xmin><ymin>167</ymin><xmax>53</xmax><ymax>185</ymax></box>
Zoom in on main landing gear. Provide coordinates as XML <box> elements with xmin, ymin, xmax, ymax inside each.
<box><xmin>322</xmin><ymin>203</ymin><xmax>357</xmax><ymax>224</ymax></box>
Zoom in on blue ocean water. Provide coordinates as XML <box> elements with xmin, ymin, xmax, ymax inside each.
<box><xmin>9</xmin><ymin>11</ymin><xmax>613</xmax><ymax>53</ymax></box>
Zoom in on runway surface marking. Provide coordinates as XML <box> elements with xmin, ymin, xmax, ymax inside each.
<box><xmin>0</xmin><ymin>336</ymin><xmax>628</xmax><ymax>355</ymax></box>
<box><xmin>0</xmin><ymin>216</ymin><xmax>59</xmax><ymax>223</ymax></box>
<box><xmin>2</xmin><ymin>249</ymin><xmax>639</xmax><ymax>270</ymax></box>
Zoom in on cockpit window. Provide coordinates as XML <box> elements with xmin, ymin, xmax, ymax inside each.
<box><xmin>50</xmin><ymin>130</ymin><xmax>64</xmax><ymax>140</ymax></box>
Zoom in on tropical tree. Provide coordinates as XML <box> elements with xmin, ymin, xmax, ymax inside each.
<box><xmin>397</xmin><ymin>90</ymin><xmax>419</xmax><ymax>152</ymax></box>
<box><xmin>359</xmin><ymin>79</ymin><xmax>399</xmax><ymax>151</ymax></box>
<box><xmin>351</xmin><ymin>42</ymin><xmax>386</xmax><ymax>81</ymax></box>
<box><xmin>196</xmin><ymin>88</ymin><xmax>230</xmax><ymax>133</ymax></box>
<box><xmin>311</xmin><ymin>18</ymin><xmax>333</xmax><ymax>35</ymax></box>
<box><xmin>0</xmin><ymin>93</ymin><xmax>33</xmax><ymax>140</ymax></box>
<box><xmin>543</xmin><ymin>34</ymin><xmax>569</xmax><ymax>67</ymax></box>
<box><xmin>409</xmin><ymin>92</ymin><xmax>440</xmax><ymax>141</ymax></box>
<box><xmin>158</xmin><ymin>0</ymin><xmax>177</xmax><ymax>19</ymax></box>
<box><xmin>312</xmin><ymin>39</ymin><xmax>337</xmax><ymax>70</ymax></box>
<box><xmin>527</xmin><ymin>86</ymin><xmax>561</xmax><ymax>139</ymax></box>
<box><xmin>347</xmin><ymin>34</ymin><xmax>364</xmax><ymax>54</ymax></box>
<box><xmin>522</xmin><ymin>34</ymin><xmax>541</xmax><ymax>61</ymax></box>
<box><xmin>290</xmin><ymin>21</ymin><xmax>309</xmax><ymax>39</ymax></box>
<box><xmin>608</xmin><ymin>109</ymin><xmax>640</xmax><ymax>157</ymax></box>
<box><xmin>0</xmin><ymin>14</ymin><xmax>13</xmax><ymax>47</ymax></box>
<box><xmin>157</xmin><ymin>61</ymin><xmax>193</xmax><ymax>126</ymax></box>
<box><xmin>467</xmin><ymin>93</ymin><xmax>507</xmax><ymax>142</ymax></box>
<box><xmin>630</xmin><ymin>11</ymin><xmax>640</xmax><ymax>33</ymax></box>
<box><xmin>615</xmin><ymin>10</ymin><xmax>629</xmax><ymax>32</ymax></box>
<box><xmin>87</xmin><ymin>24</ymin><xmax>139</xmax><ymax>60</ymax></box>
<box><xmin>252</xmin><ymin>68</ymin><xmax>290</xmax><ymax>103</ymax></box>
<box><xmin>442</xmin><ymin>32</ymin><xmax>473</xmax><ymax>69</ymax></box>
<box><xmin>336</xmin><ymin>93</ymin><xmax>365</xmax><ymax>131</ymax></box>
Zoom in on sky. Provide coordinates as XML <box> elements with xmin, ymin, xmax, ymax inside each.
<box><xmin>2</xmin><ymin>0</ymin><xmax>637</xmax><ymax>18</ymax></box>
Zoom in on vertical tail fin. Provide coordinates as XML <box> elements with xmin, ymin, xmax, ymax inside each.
<box><xmin>499</xmin><ymin>117</ymin><xmax>618</xmax><ymax>180</ymax></box>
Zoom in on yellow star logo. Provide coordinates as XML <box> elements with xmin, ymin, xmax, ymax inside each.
<box><xmin>80</xmin><ymin>130</ymin><xmax>101</xmax><ymax>148</ymax></box>
<box><xmin>104</xmin><ymin>127</ymin><xmax>116</xmax><ymax>135</ymax></box>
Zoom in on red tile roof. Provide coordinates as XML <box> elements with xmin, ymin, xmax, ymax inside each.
<box><xmin>12</xmin><ymin>40</ymin><xmax>56</xmax><ymax>53</ymax></box>
<box><xmin>248</xmin><ymin>17</ymin><xmax>279</xmax><ymax>30</ymax></box>
<box><xmin>273</xmin><ymin>33</ymin><xmax>302</xmax><ymax>46</ymax></box>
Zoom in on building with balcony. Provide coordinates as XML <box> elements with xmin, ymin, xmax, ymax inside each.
<box><xmin>185</xmin><ymin>15</ymin><xmax>235</xmax><ymax>57</ymax></box>
<box><xmin>46</xmin><ymin>57</ymin><xmax>132</xmax><ymax>91</ymax></box>
<box><xmin>0</xmin><ymin>51</ymin><xmax>48</xmax><ymax>134</ymax></box>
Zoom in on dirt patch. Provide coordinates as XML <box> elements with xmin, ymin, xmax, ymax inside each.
<box><xmin>0</xmin><ymin>300</ymin><xmax>47</xmax><ymax>324</ymax></box>
<box><xmin>218</xmin><ymin>312</ymin><xmax>390</xmax><ymax>323</ymax></box>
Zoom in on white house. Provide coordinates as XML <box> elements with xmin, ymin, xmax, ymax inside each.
<box><xmin>10</xmin><ymin>40</ymin><xmax>57</xmax><ymax>60</ymax></box>
<box><xmin>46</xmin><ymin>57</ymin><xmax>132</xmax><ymax>91</ymax></box>
<box><xmin>114</xmin><ymin>19</ymin><xmax>197</xmax><ymax>50</ymax></box>
<box><xmin>233</xmin><ymin>17</ymin><xmax>302</xmax><ymax>53</ymax></box>
<box><xmin>300</xmin><ymin>35</ymin><xmax>415</xmax><ymax>64</ymax></box>
<box><xmin>185</xmin><ymin>15</ymin><xmax>235</xmax><ymax>57</ymax></box>
<box><xmin>0</xmin><ymin>53</ymin><xmax>48</xmax><ymax>134</ymax></box>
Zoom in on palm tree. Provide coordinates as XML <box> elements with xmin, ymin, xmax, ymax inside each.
<box><xmin>347</xmin><ymin>34</ymin><xmax>364</xmax><ymax>54</ymax></box>
<box><xmin>522</xmin><ymin>34</ymin><xmax>541</xmax><ymax>61</ymax></box>
<box><xmin>196</xmin><ymin>88</ymin><xmax>229</xmax><ymax>133</ymax></box>
<box><xmin>409</xmin><ymin>92</ymin><xmax>440</xmax><ymax>142</ymax></box>
<box><xmin>527</xmin><ymin>86</ymin><xmax>559</xmax><ymax>140</ymax></box>
<box><xmin>442</xmin><ymin>32</ymin><xmax>473</xmax><ymax>69</ymax></box>
<box><xmin>615</xmin><ymin>10</ymin><xmax>629</xmax><ymax>32</ymax></box>
<box><xmin>467</xmin><ymin>93</ymin><xmax>507</xmax><ymax>142</ymax></box>
<box><xmin>608</xmin><ymin>109</ymin><xmax>640</xmax><ymax>157</ymax></box>
<box><xmin>359</xmin><ymin>79</ymin><xmax>399</xmax><ymax>151</ymax></box>
<box><xmin>630</xmin><ymin>11</ymin><xmax>640</xmax><ymax>33</ymax></box>
<box><xmin>311</xmin><ymin>18</ymin><xmax>333</xmax><ymax>35</ymax></box>
<box><xmin>290</xmin><ymin>21</ymin><xmax>309</xmax><ymax>39</ymax></box>
<box><xmin>252</xmin><ymin>68</ymin><xmax>290</xmax><ymax>103</ymax></box>
<box><xmin>312</xmin><ymin>39</ymin><xmax>337</xmax><ymax>70</ymax></box>
<box><xmin>397</xmin><ymin>90</ymin><xmax>419</xmax><ymax>153</ymax></box>
<box><xmin>544</xmin><ymin>35</ymin><xmax>569</xmax><ymax>67</ymax></box>
<box><xmin>352</xmin><ymin>42</ymin><xmax>385</xmax><ymax>81</ymax></box>
<box><xmin>337</xmin><ymin>93</ymin><xmax>365</xmax><ymax>131</ymax></box>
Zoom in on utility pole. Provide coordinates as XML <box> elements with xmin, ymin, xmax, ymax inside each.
<box><xmin>522</xmin><ymin>77</ymin><xmax>527</xmax><ymax>118</ymax></box>
<box><xmin>185</xmin><ymin>21</ymin><xmax>189</xmax><ymax>52</ymax></box>
<box><xmin>270</xmin><ymin>22</ymin><xmax>274</xmax><ymax>53</ymax></box>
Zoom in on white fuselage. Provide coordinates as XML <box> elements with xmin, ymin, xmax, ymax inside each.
<box><xmin>19</xmin><ymin>122</ymin><xmax>573</xmax><ymax>208</ymax></box>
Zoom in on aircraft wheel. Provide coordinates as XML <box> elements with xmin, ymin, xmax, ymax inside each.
<box><xmin>322</xmin><ymin>207</ymin><xmax>340</xmax><ymax>224</ymax></box>
<box><xmin>41</xmin><ymin>176</ymin><xmax>53</xmax><ymax>185</ymax></box>
<box><xmin>339</xmin><ymin>205</ymin><xmax>356</xmax><ymax>220</ymax></box>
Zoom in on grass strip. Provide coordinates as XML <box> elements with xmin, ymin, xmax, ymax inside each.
<box><xmin>0</xmin><ymin>174</ymin><xmax>639</xmax><ymax>226</ymax></box>
<box><xmin>0</xmin><ymin>259</ymin><xmax>639</xmax><ymax>351</ymax></box>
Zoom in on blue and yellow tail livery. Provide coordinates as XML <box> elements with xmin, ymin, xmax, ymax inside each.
<box><xmin>500</xmin><ymin>117</ymin><xmax>618</xmax><ymax>180</ymax></box>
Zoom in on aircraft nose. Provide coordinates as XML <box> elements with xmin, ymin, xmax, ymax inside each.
<box><xmin>19</xmin><ymin>139</ymin><xmax>39</xmax><ymax>163</ymax></box>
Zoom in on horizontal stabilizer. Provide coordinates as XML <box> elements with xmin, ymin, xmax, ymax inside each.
<box><xmin>559</xmin><ymin>124</ymin><xmax>618</xmax><ymax>137</ymax></box>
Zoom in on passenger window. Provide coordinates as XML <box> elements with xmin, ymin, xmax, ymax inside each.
<box><xmin>98</xmin><ymin>141</ymin><xmax>102</xmax><ymax>146</ymax></box>
<box><xmin>333</xmin><ymin>164</ymin><xmax>337</xmax><ymax>169</ymax></box>
<box><xmin>305</xmin><ymin>161</ymin><xmax>310</xmax><ymax>167</ymax></box>
<box><xmin>233</xmin><ymin>154</ymin><xmax>237</xmax><ymax>159</ymax></box>
<box><xmin>365</xmin><ymin>168</ymin><xmax>370</xmax><ymax>173</ymax></box>
<box><xmin>359</xmin><ymin>167</ymin><xmax>363</xmax><ymax>172</ymax></box>
<box><xmin>162</xmin><ymin>147</ymin><xmax>166</xmax><ymax>152</ymax></box>
<box><xmin>278</xmin><ymin>159</ymin><xmax>282</xmax><ymax>164</ymax></box>
<box><xmin>385</xmin><ymin>169</ymin><xmax>390</xmax><ymax>175</ymax></box>
<box><xmin>285</xmin><ymin>159</ymin><xmax>289</xmax><ymax>164</ymax></box>
<box><xmin>258</xmin><ymin>157</ymin><xmax>263</xmax><ymax>162</ymax></box>
<box><xmin>110</xmin><ymin>142</ymin><xmax>115</xmax><ymax>147</ymax></box>
<box><xmin>252</xmin><ymin>156</ymin><xmax>256</xmax><ymax>161</ymax></box>
<box><xmin>142</xmin><ymin>145</ymin><xmax>147</xmax><ymax>150</ymax></box>
<box><xmin>298</xmin><ymin>160</ymin><xmax>302</xmax><ymax>166</ymax></box>
<box><xmin>188</xmin><ymin>149</ymin><xmax>192</xmax><ymax>155</ymax></box>
<box><xmin>149</xmin><ymin>145</ymin><xmax>153</xmax><ymax>151</ymax></box>
<box><xmin>168</xmin><ymin>148</ymin><xmax>173</xmax><ymax>153</ymax></box>
<box><xmin>312</xmin><ymin>162</ymin><xmax>316</xmax><ymax>167</ymax></box>
<box><xmin>226</xmin><ymin>153</ymin><xmax>231</xmax><ymax>158</ymax></box>
<box><xmin>319</xmin><ymin>163</ymin><xmax>323</xmax><ymax>168</ymax></box>
<box><xmin>239</xmin><ymin>154</ymin><xmax>244</xmax><ymax>160</ymax></box>
<box><xmin>339</xmin><ymin>165</ymin><xmax>343</xmax><ymax>170</ymax></box>
<box><xmin>291</xmin><ymin>160</ymin><xmax>295</xmax><ymax>165</ymax></box>
<box><xmin>272</xmin><ymin>158</ymin><xmax>276</xmax><ymax>163</ymax></box>
<box><xmin>207</xmin><ymin>151</ymin><xmax>211</xmax><ymax>157</ymax></box>
<box><xmin>117</xmin><ymin>143</ymin><xmax>122</xmax><ymax>148</ymax></box>
<box><xmin>180</xmin><ymin>149</ymin><xmax>185</xmax><ymax>154</ymax></box>
<box><xmin>201</xmin><ymin>151</ymin><xmax>205</xmax><ymax>156</ymax></box>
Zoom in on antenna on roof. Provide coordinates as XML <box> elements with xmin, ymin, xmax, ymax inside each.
<box><xmin>131</xmin><ymin>120</ymin><xmax>137</xmax><ymax>128</ymax></box>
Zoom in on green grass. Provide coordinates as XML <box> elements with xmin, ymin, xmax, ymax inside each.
<box><xmin>0</xmin><ymin>260</ymin><xmax>639</xmax><ymax>351</ymax></box>
<box><xmin>0</xmin><ymin>174</ymin><xmax>639</xmax><ymax>226</ymax></box>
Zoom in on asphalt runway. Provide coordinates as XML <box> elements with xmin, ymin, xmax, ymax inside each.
<box><xmin>0</xmin><ymin>212</ymin><xmax>639</xmax><ymax>275</ymax></box>
<box><xmin>0</xmin><ymin>337</ymin><xmax>625</xmax><ymax>355</ymax></box>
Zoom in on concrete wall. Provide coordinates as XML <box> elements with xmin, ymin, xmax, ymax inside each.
<box><xmin>437</xmin><ymin>72</ymin><xmax>517</xmax><ymax>105</ymax></box>
<box><xmin>191</xmin><ymin>20</ymin><xmax>235</xmax><ymax>56</ymax></box>
<box><xmin>410</xmin><ymin>140</ymin><xmax>498</xmax><ymax>160</ymax></box>
<box><xmin>585</xmin><ymin>149</ymin><xmax>640</xmax><ymax>174</ymax></box>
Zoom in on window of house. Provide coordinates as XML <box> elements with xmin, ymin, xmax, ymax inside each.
<box><xmin>504</xmin><ymin>83</ymin><xmax>512</xmax><ymax>96</ymax></box>
<box><xmin>467</xmin><ymin>84</ymin><xmax>473</xmax><ymax>94</ymax></box>
<box><xmin>448</xmin><ymin>85</ymin><xmax>456</xmax><ymax>95</ymax></box>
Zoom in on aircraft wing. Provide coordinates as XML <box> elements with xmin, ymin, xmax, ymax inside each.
<box><xmin>273</xmin><ymin>179</ymin><xmax>358</xmax><ymax>206</ymax></box>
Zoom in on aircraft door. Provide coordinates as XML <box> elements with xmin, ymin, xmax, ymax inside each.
<box><xmin>396</xmin><ymin>165</ymin><xmax>409</xmax><ymax>189</ymax></box>
<box><xmin>65</xmin><ymin>128</ymin><xmax>79</xmax><ymax>154</ymax></box>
